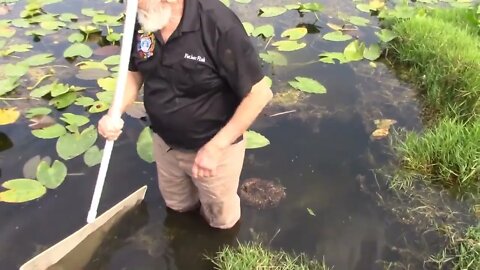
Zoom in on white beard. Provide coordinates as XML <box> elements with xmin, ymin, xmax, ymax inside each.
<box><xmin>137</xmin><ymin>3</ymin><xmax>172</xmax><ymax>32</ymax></box>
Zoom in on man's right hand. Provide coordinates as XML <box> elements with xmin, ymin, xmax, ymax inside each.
<box><xmin>98</xmin><ymin>114</ymin><xmax>124</xmax><ymax>141</ymax></box>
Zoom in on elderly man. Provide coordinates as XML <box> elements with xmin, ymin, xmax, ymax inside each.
<box><xmin>98</xmin><ymin>0</ymin><xmax>272</xmax><ymax>229</ymax></box>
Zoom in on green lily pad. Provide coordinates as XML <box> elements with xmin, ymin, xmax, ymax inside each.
<box><xmin>25</xmin><ymin>28</ymin><xmax>56</xmax><ymax>37</ymax></box>
<box><xmin>343</xmin><ymin>40</ymin><xmax>365</xmax><ymax>62</ymax></box>
<box><xmin>363</xmin><ymin>44</ymin><xmax>382</xmax><ymax>61</ymax></box>
<box><xmin>26</xmin><ymin>107</ymin><xmax>52</xmax><ymax>118</ymax></box>
<box><xmin>245</xmin><ymin>130</ymin><xmax>270</xmax><ymax>149</ymax></box>
<box><xmin>0</xmin><ymin>179</ymin><xmax>46</xmax><ymax>203</ymax></box>
<box><xmin>75</xmin><ymin>96</ymin><xmax>95</xmax><ymax>107</ymax></box>
<box><xmin>319</xmin><ymin>52</ymin><xmax>348</xmax><ymax>64</ymax></box>
<box><xmin>299</xmin><ymin>2</ymin><xmax>323</xmax><ymax>12</ymax></box>
<box><xmin>40</xmin><ymin>20</ymin><xmax>66</xmax><ymax>30</ymax></box>
<box><xmin>64</xmin><ymin>43</ymin><xmax>93</xmax><ymax>58</ymax></box>
<box><xmin>30</xmin><ymin>82</ymin><xmax>54</xmax><ymax>98</ymax></box>
<box><xmin>56</xmin><ymin>125</ymin><xmax>98</xmax><ymax>160</ymax></box>
<box><xmin>106</xmin><ymin>32</ymin><xmax>122</xmax><ymax>43</ymax></box>
<box><xmin>252</xmin><ymin>24</ymin><xmax>274</xmax><ymax>38</ymax></box>
<box><xmin>281</xmin><ymin>27</ymin><xmax>307</xmax><ymax>40</ymax></box>
<box><xmin>79</xmin><ymin>24</ymin><xmax>101</xmax><ymax>34</ymax></box>
<box><xmin>19</xmin><ymin>54</ymin><xmax>55</xmax><ymax>66</ymax></box>
<box><xmin>260</xmin><ymin>7</ymin><xmax>287</xmax><ymax>17</ymax></box>
<box><xmin>259</xmin><ymin>51</ymin><xmax>288</xmax><ymax>66</ymax></box>
<box><xmin>289</xmin><ymin>77</ymin><xmax>326</xmax><ymax>94</ymax></box>
<box><xmin>356</xmin><ymin>4</ymin><xmax>371</xmax><ymax>13</ymax></box>
<box><xmin>0</xmin><ymin>77</ymin><xmax>20</xmax><ymax>96</ymax></box>
<box><xmin>242</xmin><ymin>22</ymin><xmax>254</xmax><ymax>36</ymax></box>
<box><xmin>97</xmin><ymin>77</ymin><xmax>116</xmax><ymax>91</ymax></box>
<box><xmin>272</xmin><ymin>40</ymin><xmax>306</xmax><ymax>52</ymax></box>
<box><xmin>235</xmin><ymin>0</ymin><xmax>251</xmax><ymax>3</ymax></box>
<box><xmin>11</xmin><ymin>19</ymin><xmax>31</xmax><ymax>28</ymax></box>
<box><xmin>59</xmin><ymin>13</ymin><xmax>78</xmax><ymax>22</ymax></box>
<box><xmin>32</xmin><ymin>124</ymin><xmax>67</xmax><ymax>139</ymax></box>
<box><xmin>88</xmin><ymin>101</ymin><xmax>109</xmax><ymax>113</ymax></box>
<box><xmin>49</xmin><ymin>92</ymin><xmax>77</xmax><ymax>109</ymax></box>
<box><xmin>219</xmin><ymin>0</ymin><xmax>230</xmax><ymax>6</ymax></box>
<box><xmin>50</xmin><ymin>83</ymin><xmax>70</xmax><ymax>97</ymax></box>
<box><xmin>84</xmin><ymin>145</ymin><xmax>103</xmax><ymax>167</ymax></box>
<box><xmin>68</xmin><ymin>32</ymin><xmax>85</xmax><ymax>43</ymax></box>
<box><xmin>375</xmin><ymin>29</ymin><xmax>398</xmax><ymax>43</ymax></box>
<box><xmin>0</xmin><ymin>25</ymin><xmax>15</xmax><ymax>38</ymax></box>
<box><xmin>101</xmin><ymin>55</ymin><xmax>120</xmax><ymax>66</ymax></box>
<box><xmin>323</xmin><ymin>31</ymin><xmax>352</xmax><ymax>42</ymax></box>
<box><xmin>137</xmin><ymin>127</ymin><xmax>154</xmax><ymax>163</ymax></box>
<box><xmin>60</xmin><ymin>113</ymin><xmax>89</xmax><ymax>127</ymax></box>
<box><xmin>81</xmin><ymin>8</ymin><xmax>102</xmax><ymax>17</ymax></box>
<box><xmin>97</xmin><ymin>91</ymin><xmax>113</xmax><ymax>103</ymax></box>
<box><xmin>347</xmin><ymin>16</ymin><xmax>370</xmax><ymax>26</ymax></box>
<box><xmin>36</xmin><ymin>160</ymin><xmax>67</xmax><ymax>189</ymax></box>
<box><xmin>3</xmin><ymin>63</ymin><xmax>29</xmax><ymax>78</ymax></box>
<box><xmin>6</xmin><ymin>43</ymin><xmax>33</xmax><ymax>53</ymax></box>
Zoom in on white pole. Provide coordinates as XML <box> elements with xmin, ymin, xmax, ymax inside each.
<box><xmin>87</xmin><ymin>0</ymin><xmax>139</xmax><ymax>224</ymax></box>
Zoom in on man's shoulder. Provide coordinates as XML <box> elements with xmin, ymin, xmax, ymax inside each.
<box><xmin>198</xmin><ymin>0</ymin><xmax>243</xmax><ymax>33</ymax></box>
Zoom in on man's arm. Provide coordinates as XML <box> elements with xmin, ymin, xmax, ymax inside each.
<box><xmin>98</xmin><ymin>71</ymin><xmax>144</xmax><ymax>140</ymax></box>
<box><xmin>192</xmin><ymin>76</ymin><xmax>272</xmax><ymax>178</ymax></box>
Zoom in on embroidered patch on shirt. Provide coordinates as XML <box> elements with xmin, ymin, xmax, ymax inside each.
<box><xmin>137</xmin><ymin>32</ymin><xmax>155</xmax><ymax>59</ymax></box>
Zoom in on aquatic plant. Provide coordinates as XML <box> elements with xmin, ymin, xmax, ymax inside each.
<box><xmin>209</xmin><ymin>242</ymin><xmax>328</xmax><ymax>270</ymax></box>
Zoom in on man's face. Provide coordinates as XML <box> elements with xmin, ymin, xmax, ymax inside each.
<box><xmin>137</xmin><ymin>0</ymin><xmax>175</xmax><ymax>32</ymax></box>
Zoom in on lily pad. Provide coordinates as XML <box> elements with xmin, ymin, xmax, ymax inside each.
<box><xmin>375</xmin><ymin>29</ymin><xmax>398</xmax><ymax>43</ymax></box>
<box><xmin>0</xmin><ymin>77</ymin><xmax>19</xmax><ymax>96</ymax></box>
<box><xmin>56</xmin><ymin>125</ymin><xmax>98</xmax><ymax>160</ymax></box>
<box><xmin>88</xmin><ymin>101</ymin><xmax>109</xmax><ymax>113</ymax></box>
<box><xmin>347</xmin><ymin>16</ymin><xmax>370</xmax><ymax>26</ymax></box>
<box><xmin>97</xmin><ymin>77</ymin><xmax>116</xmax><ymax>91</ymax></box>
<box><xmin>84</xmin><ymin>145</ymin><xmax>103</xmax><ymax>167</ymax></box>
<box><xmin>101</xmin><ymin>55</ymin><xmax>120</xmax><ymax>66</ymax></box>
<box><xmin>137</xmin><ymin>127</ymin><xmax>154</xmax><ymax>163</ymax></box>
<box><xmin>36</xmin><ymin>160</ymin><xmax>67</xmax><ymax>189</ymax></box>
<box><xmin>323</xmin><ymin>31</ymin><xmax>352</xmax><ymax>42</ymax></box>
<box><xmin>281</xmin><ymin>27</ymin><xmax>307</xmax><ymax>40</ymax></box>
<box><xmin>59</xmin><ymin>13</ymin><xmax>78</xmax><ymax>22</ymax></box>
<box><xmin>252</xmin><ymin>24</ymin><xmax>274</xmax><ymax>38</ymax></box>
<box><xmin>288</xmin><ymin>77</ymin><xmax>326</xmax><ymax>94</ymax></box>
<box><xmin>0</xmin><ymin>107</ymin><xmax>20</xmax><ymax>125</ymax></box>
<box><xmin>60</xmin><ymin>113</ymin><xmax>89</xmax><ymax>127</ymax></box>
<box><xmin>25</xmin><ymin>107</ymin><xmax>52</xmax><ymax>118</ymax></box>
<box><xmin>32</xmin><ymin>124</ymin><xmax>67</xmax><ymax>139</ymax></box>
<box><xmin>23</xmin><ymin>155</ymin><xmax>51</xmax><ymax>179</ymax></box>
<box><xmin>219</xmin><ymin>0</ymin><xmax>230</xmax><ymax>6</ymax></box>
<box><xmin>0</xmin><ymin>179</ymin><xmax>46</xmax><ymax>203</ymax></box>
<box><xmin>299</xmin><ymin>2</ymin><xmax>323</xmax><ymax>12</ymax></box>
<box><xmin>64</xmin><ymin>43</ymin><xmax>93</xmax><ymax>58</ymax></box>
<box><xmin>259</xmin><ymin>51</ymin><xmax>288</xmax><ymax>66</ymax></box>
<box><xmin>272</xmin><ymin>40</ymin><xmax>306</xmax><ymax>51</ymax></box>
<box><xmin>242</xmin><ymin>22</ymin><xmax>254</xmax><ymax>36</ymax></box>
<box><xmin>49</xmin><ymin>92</ymin><xmax>77</xmax><ymax>109</ymax></box>
<box><xmin>50</xmin><ymin>83</ymin><xmax>70</xmax><ymax>97</ymax></box>
<box><xmin>363</xmin><ymin>44</ymin><xmax>382</xmax><ymax>61</ymax></box>
<box><xmin>260</xmin><ymin>7</ymin><xmax>287</xmax><ymax>17</ymax></box>
<box><xmin>19</xmin><ymin>54</ymin><xmax>55</xmax><ymax>66</ymax></box>
<box><xmin>0</xmin><ymin>25</ymin><xmax>15</xmax><ymax>38</ymax></box>
<box><xmin>245</xmin><ymin>130</ymin><xmax>270</xmax><ymax>149</ymax></box>
<box><xmin>30</xmin><ymin>82</ymin><xmax>54</xmax><ymax>98</ymax></box>
<box><xmin>343</xmin><ymin>40</ymin><xmax>365</xmax><ymax>62</ymax></box>
<box><xmin>68</xmin><ymin>32</ymin><xmax>85</xmax><ymax>43</ymax></box>
<box><xmin>75</xmin><ymin>96</ymin><xmax>95</xmax><ymax>107</ymax></box>
<box><xmin>3</xmin><ymin>63</ymin><xmax>29</xmax><ymax>78</ymax></box>
<box><xmin>106</xmin><ymin>32</ymin><xmax>121</xmax><ymax>43</ymax></box>
<box><xmin>11</xmin><ymin>19</ymin><xmax>30</xmax><ymax>28</ymax></box>
<box><xmin>40</xmin><ymin>20</ymin><xmax>66</xmax><ymax>30</ymax></box>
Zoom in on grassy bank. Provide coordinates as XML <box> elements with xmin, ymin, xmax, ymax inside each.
<box><xmin>209</xmin><ymin>242</ymin><xmax>328</xmax><ymax>270</ymax></box>
<box><xmin>385</xmin><ymin>6</ymin><xmax>480</xmax><ymax>269</ymax></box>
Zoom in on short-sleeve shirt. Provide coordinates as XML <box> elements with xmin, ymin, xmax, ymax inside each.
<box><xmin>129</xmin><ymin>0</ymin><xmax>264</xmax><ymax>150</ymax></box>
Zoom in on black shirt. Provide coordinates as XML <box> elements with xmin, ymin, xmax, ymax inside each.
<box><xmin>129</xmin><ymin>0</ymin><xmax>264</xmax><ymax>150</ymax></box>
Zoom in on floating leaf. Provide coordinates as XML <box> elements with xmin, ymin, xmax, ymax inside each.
<box><xmin>97</xmin><ymin>77</ymin><xmax>116</xmax><ymax>91</ymax></box>
<box><xmin>137</xmin><ymin>127</ymin><xmax>154</xmax><ymax>163</ymax></box>
<box><xmin>235</xmin><ymin>0</ymin><xmax>251</xmax><ymax>3</ymax></box>
<box><xmin>50</xmin><ymin>83</ymin><xmax>70</xmax><ymax>97</ymax></box>
<box><xmin>101</xmin><ymin>55</ymin><xmax>120</xmax><ymax>66</ymax></box>
<box><xmin>63</xmin><ymin>43</ymin><xmax>93</xmax><ymax>58</ymax></box>
<box><xmin>25</xmin><ymin>107</ymin><xmax>52</xmax><ymax>119</ymax></box>
<box><xmin>347</xmin><ymin>16</ymin><xmax>370</xmax><ymax>26</ymax></box>
<box><xmin>0</xmin><ymin>108</ymin><xmax>20</xmax><ymax>125</ymax></box>
<box><xmin>11</xmin><ymin>19</ymin><xmax>30</xmax><ymax>28</ymax></box>
<box><xmin>343</xmin><ymin>40</ymin><xmax>365</xmax><ymax>62</ymax></box>
<box><xmin>363</xmin><ymin>44</ymin><xmax>382</xmax><ymax>61</ymax></box>
<box><xmin>245</xmin><ymin>130</ymin><xmax>270</xmax><ymax>149</ymax></box>
<box><xmin>75</xmin><ymin>96</ymin><xmax>95</xmax><ymax>107</ymax></box>
<box><xmin>79</xmin><ymin>24</ymin><xmax>101</xmax><ymax>34</ymax></box>
<box><xmin>356</xmin><ymin>4</ymin><xmax>371</xmax><ymax>13</ymax></box>
<box><xmin>106</xmin><ymin>32</ymin><xmax>121</xmax><ymax>43</ymax></box>
<box><xmin>323</xmin><ymin>31</ymin><xmax>352</xmax><ymax>42</ymax></box>
<box><xmin>307</xmin><ymin>208</ymin><xmax>316</xmax><ymax>216</ymax></box>
<box><xmin>252</xmin><ymin>24</ymin><xmax>274</xmax><ymax>38</ymax></box>
<box><xmin>68</xmin><ymin>32</ymin><xmax>84</xmax><ymax>43</ymax></box>
<box><xmin>60</xmin><ymin>113</ymin><xmax>89</xmax><ymax>127</ymax></box>
<box><xmin>0</xmin><ymin>77</ymin><xmax>20</xmax><ymax>96</ymax></box>
<box><xmin>30</xmin><ymin>82</ymin><xmax>54</xmax><ymax>98</ymax></box>
<box><xmin>59</xmin><ymin>13</ymin><xmax>78</xmax><ymax>22</ymax></box>
<box><xmin>32</xmin><ymin>124</ymin><xmax>66</xmax><ymax>139</ymax></box>
<box><xmin>84</xmin><ymin>145</ymin><xmax>103</xmax><ymax>167</ymax></box>
<box><xmin>289</xmin><ymin>77</ymin><xmax>326</xmax><ymax>94</ymax></box>
<box><xmin>40</xmin><ymin>20</ymin><xmax>66</xmax><ymax>30</ymax></box>
<box><xmin>49</xmin><ymin>92</ymin><xmax>77</xmax><ymax>109</ymax></box>
<box><xmin>25</xmin><ymin>28</ymin><xmax>56</xmax><ymax>37</ymax></box>
<box><xmin>36</xmin><ymin>160</ymin><xmax>67</xmax><ymax>189</ymax></box>
<box><xmin>0</xmin><ymin>179</ymin><xmax>46</xmax><ymax>203</ymax></box>
<box><xmin>0</xmin><ymin>25</ymin><xmax>15</xmax><ymax>38</ymax></box>
<box><xmin>272</xmin><ymin>40</ymin><xmax>306</xmax><ymax>51</ymax></box>
<box><xmin>219</xmin><ymin>0</ymin><xmax>230</xmax><ymax>6</ymax></box>
<box><xmin>23</xmin><ymin>156</ymin><xmax>51</xmax><ymax>179</ymax></box>
<box><xmin>242</xmin><ymin>22</ymin><xmax>254</xmax><ymax>36</ymax></box>
<box><xmin>3</xmin><ymin>63</ymin><xmax>29</xmax><ymax>78</ymax></box>
<box><xmin>319</xmin><ymin>52</ymin><xmax>349</xmax><ymax>64</ymax></box>
<box><xmin>260</xmin><ymin>7</ymin><xmax>287</xmax><ymax>17</ymax></box>
<box><xmin>375</xmin><ymin>29</ymin><xmax>398</xmax><ymax>43</ymax></box>
<box><xmin>259</xmin><ymin>51</ymin><xmax>288</xmax><ymax>66</ymax></box>
<box><xmin>6</xmin><ymin>43</ymin><xmax>33</xmax><ymax>53</ymax></box>
<box><xmin>299</xmin><ymin>2</ymin><xmax>323</xmax><ymax>12</ymax></box>
<box><xmin>88</xmin><ymin>101</ymin><xmax>109</xmax><ymax>113</ymax></box>
<box><xmin>19</xmin><ymin>54</ymin><xmax>55</xmax><ymax>66</ymax></box>
<box><xmin>56</xmin><ymin>125</ymin><xmax>98</xmax><ymax>160</ymax></box>
<box><xmin>281</xmin><ymin>27</ymin><xmax>307</xmax><ymax>40</ymax></box>
<box><xmin>369</xmin><ymin>0</ymin><xmax>385</xmax><ymax>11</ymax></box>
<box><xmin>81</xmin><ymin>8</ymin><xmax>102</xmax><ymax>17</ymax></box>
<box><xmin>285</xmin><ymin>4</ymin><xmax>301</xmax><ymax>10</ymax></box>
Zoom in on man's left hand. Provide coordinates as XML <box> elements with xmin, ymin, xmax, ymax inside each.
<box><xmin>192</xmin><ymin>142</ymin><xmax>224</xmax><ymax>179</ymax></box>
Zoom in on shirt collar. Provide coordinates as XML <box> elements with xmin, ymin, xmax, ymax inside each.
<box><xmin>179</xmin><ymin>0</ymin><xmax>200</xmax><ymax>33</ymax></box>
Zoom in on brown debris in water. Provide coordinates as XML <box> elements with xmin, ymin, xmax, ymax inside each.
<box><xmin>239</xmin><ymin>178</ymin><xmax>286</xmax><ymax>209</ymax></box>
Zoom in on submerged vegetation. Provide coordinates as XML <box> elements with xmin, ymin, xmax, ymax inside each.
<box><xmin>210</xmin><ymin>242</ymin><xmax>328</xmax><ymax>270</ymax></box>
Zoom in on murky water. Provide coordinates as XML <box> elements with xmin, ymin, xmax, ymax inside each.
<box><xmin>0</xmin><ymin>0</ymin><xmax>470</xmax><ymax>269</ymax></box>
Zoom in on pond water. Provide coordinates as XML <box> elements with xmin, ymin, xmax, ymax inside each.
<box><xmin>0</xmin><ymin>0</ymin><xmax>470</xmax><ymax>269</ymax></box>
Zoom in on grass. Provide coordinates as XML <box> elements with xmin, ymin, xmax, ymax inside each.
<box><xmin>389</xmin><ymin>15</ymin><xmax>480</xmax><ymax>120</ymax></box>
<box><xmin>429</xmin><ymin>8</ymin><xmax>480</xmax><ymax>36</ymax></box>
<box><xmin>392</xmin><ymin>118</ymin><xmax>480</xmax><ymax>193</ymax></box>
<box><xmin>209</xmin><ymin>242</ymin><xmax>328</xmax><ymax>270</ymax></box>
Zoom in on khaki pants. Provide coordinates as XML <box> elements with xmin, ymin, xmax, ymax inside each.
<box><xmin>152</xmin><ymin>133</ymin><xmax>245</xmax><ymax>229</ymax></box>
